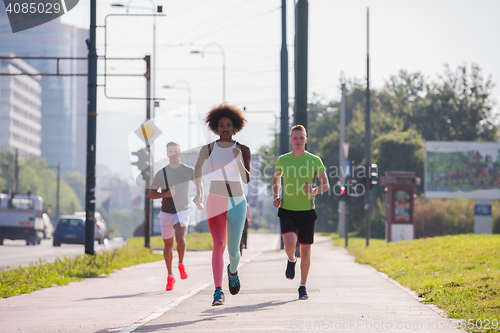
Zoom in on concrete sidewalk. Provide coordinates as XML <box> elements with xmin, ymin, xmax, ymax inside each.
<box><xmin>134</xmin><ymin>235</ymin><xmax>465</xmax><ymax>333</ymax></box>
<box><xmin>0</xmin><ymin>233</ymin><xmax>278</xmax><ymax>333</ymax></box>
<box><xmin>0</xmin><ymin>234</ymin><xmax>465</xmax><ymax>333</ymax></box>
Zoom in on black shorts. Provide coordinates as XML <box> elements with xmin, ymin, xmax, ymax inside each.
<box><xmin>278</xmin><ymin>208</ymin><xmax>317</xmax><ymax>245</ymax></box>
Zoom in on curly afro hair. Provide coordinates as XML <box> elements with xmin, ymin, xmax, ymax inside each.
<box><xmin>204</xmin><ymin>103</ymin><xmax>247</xmax><ymax>134</ymax></box>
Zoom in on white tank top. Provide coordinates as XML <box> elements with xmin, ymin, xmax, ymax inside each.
<box><xmin>208</xmin><ymin>141</ymin><xmax>241</xmax><ymax>182</ymax></box>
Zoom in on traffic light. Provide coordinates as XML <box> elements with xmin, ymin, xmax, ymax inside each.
<box><xmin>131</xmin><ymin>147</ymin><xmax>151</xmax><ymax>185</ymax></box>
<box><xmin>346</xmin><ymin>177</ymin><xmax>361</xmax><ymax>199</ymax></box>
<box><xmin>368</xmin><ymin>163</ymin><xmax>378</xmax><ymax>189</ymax></box>
<box><xmin>339</xmin><ymin>184</ymin><xmax>347</xmax><ymax>201</ymax></box>
<box><xmin>335</xmin><ymin>180</ymin><xmax>349</xmax><ymax>201</ymax></box>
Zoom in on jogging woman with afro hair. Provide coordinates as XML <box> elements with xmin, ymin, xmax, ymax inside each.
<box><xmin>194</xmin><ymin>103</ymin><xmax>251</xmax><ymax>306</ymax></box>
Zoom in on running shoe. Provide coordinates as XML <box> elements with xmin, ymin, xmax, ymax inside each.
<box><xmin>298</xmin><ymin>286</ymin><xmax>308</xmax><ymax>300</ymax></box>
<box><xmin>285</xmin><ymin>258</ymin><xmax>296</xmax><ymax>280</ymax></box>
<box><xmin>178</xmin><ymin>263</ymin><xmax>188</xmax><ymax>279</ymax></box>
<box><xmin>166</xmin><ymin>275</ymin><xmax>175</xmax><ymax>291</ymax></box>
<box><xmin>227</xmin><ymin>264</ymin><xmax>241</xmax><ymax>295</ymax></box>
<box><xmin>212</xmin><ymin>289</ymin><xmax>225</xmax><ymax>306</ymax></box>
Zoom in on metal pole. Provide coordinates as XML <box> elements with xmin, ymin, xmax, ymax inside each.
<box><xmin>280</xmin><ymin>0</ymin><xmax>290</xmax><ymax>250</ymax></box>
<box><xmin>56</xmin><ymin>162</ymin><xmax>60</xmax><ymax>222</ymax></box>
<box><xmin>85</xmin><ymin>0</ymin><xmax>97</xmax><ymax>255</ymax></box>
<box><xmin>345</xmin><ymin>199</ymin><xmax>349</xmax><ymax>247</ymax></box>
<box><xmin>275</xmin><ymin>116</ymin><xmax>278</xmax><ymax>157</ymax></box>
<box><xmin>365</xmin><ymin>7</ymin><xmax>371</xmax><ymax>247</ymax></box>
<box><xmin>125</xmin><ymin>0</ymin><xmax>156</xmax><ymax>113</ymax></box>
<box><xmin>340</xmin><ymin>80</ymin><xmax>352</xmax><ymax>247</ymax></box>
<box><xmin>280</xmin><ymin>0</ymin><xmax>289</xmax><ymax>156</ymax></box>
<box><xmin>152</xmin><ymin>6</ymin><xmax>156</xmax><ymax>117</ymax></box>
<box><xmin>339</xmin><ymin>82</ymin><xmax>346</xmax><ymax>238</ymax></box>
<box><xmin>144</xmin><ymin>55</ymin><xmax>152</xmax><ymax>248</ymax></box>
<box><xmin>294</xmin><ymin>0</ymin><xmax>308</xmax><ymax>134</ymax></box>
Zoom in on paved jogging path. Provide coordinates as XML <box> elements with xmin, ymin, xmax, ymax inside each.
<box><xmin>0</xmin><ymin>234</ymin><xmax>465</xmax><ymax>333</ymax></box>
<box><xmin>134</xmin><ymin>235</ymin><xmax>465</xmax><ymax>333</ymax></box>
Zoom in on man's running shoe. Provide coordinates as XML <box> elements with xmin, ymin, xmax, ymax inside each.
<box><xmin>298</xmin><ymin>286</ymin><xmax>308</xmax><ymax>300</ymax></box>
<box><xmin>227</xmin><ymin>264</ymin><xmax>241</xmax><ymax>295</ymax></box>
<box><xmin>285</xmin><ymin>258</ymin><xmax>296</xmax><ymax>280</ymax></box>
<box><xmin>166</xmin><ymin>276</ymin><xmax>175</xmax><ymax>291</ymax></box>
<box><xmin>212</xmin><ymin>289</ymin><xmax>225</xmax><ymax>306</ymax></box>
<box><xmin>178</xmin><ymin>263</ymin><xmax>188</xmax><ymax>279</ymax></box>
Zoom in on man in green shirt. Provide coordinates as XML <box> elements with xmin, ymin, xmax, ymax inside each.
<box><xmin>272</xmin><ymin>124</ymin><xmax>330</xmax><ymax>300</ymax></box>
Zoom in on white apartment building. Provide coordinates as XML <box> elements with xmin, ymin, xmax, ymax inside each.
<box><xmin>0</xmin><ymin>54</ymin><xmax>42</xmax><ymax>158</ymax></box>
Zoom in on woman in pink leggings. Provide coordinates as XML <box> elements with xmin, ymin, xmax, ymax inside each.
<box><xmin>194</xmin><ymin>104</ymin><xmax>251</xmax><ymax>306</ymax></box>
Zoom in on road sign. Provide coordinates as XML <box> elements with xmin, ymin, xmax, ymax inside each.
<box><xmin>135</xmin><ymin>120</ymin><xmax>161</xmax><ymax>145</ymax></box>
<box><xmin>344</xmin><ymin>161</ymin><xmax>351</xmax><ymax>177</ymax></box>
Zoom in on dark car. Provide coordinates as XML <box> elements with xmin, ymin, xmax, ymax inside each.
<box><xmin>53</xmin><ymin>215</ymin><xmax>85</xmax><ymax>246</ymax></box>
<box><xmin>74</xmin><ymin>211</ymin><xmax>107</xmax><ymax>244</ymax></box>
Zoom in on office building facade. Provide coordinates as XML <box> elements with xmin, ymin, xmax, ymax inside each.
<box><xmin>0</xmin><ymin>8</ymin><xmax>88</xmax><ymax>174</ymax></box>
<box><xmin>0</xmin><ymin>55</ymin><xmax>42</xmax><ymax>158</ymax></box>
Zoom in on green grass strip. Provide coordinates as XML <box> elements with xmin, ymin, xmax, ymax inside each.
<box><xmin>0</xmin><ymin>232</ymin><xmax>214</xmax><ymax>299</ymax></box>
<box><xmin>0</xmin><ymin>245</ymin><xmax>163</xmax><ymax>299</ymax></box>
<box><xmin>332</xmin><ymin>234</ymin><xmax>500</xmax><ymax>333</ymax></box>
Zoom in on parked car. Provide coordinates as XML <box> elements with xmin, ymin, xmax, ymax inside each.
<box><xmin>53</xmin><ymin>215</ymin><xmax>85</xmax><ymax>246</ymax></box>
<box><xmin>74</xmin><ymin>211</ymin><xmax>107</xmax><ymax>244</ymax></box>
<box><xmin>42</xmin><ymin>213</ymin><xmax>54</xmax><ymax>239</ymax></box>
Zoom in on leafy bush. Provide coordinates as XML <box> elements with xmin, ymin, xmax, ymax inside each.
<box><xmin>415</xmin><ymin>196</ymin><xmax>475</xmax><ymax>238</ymax></box>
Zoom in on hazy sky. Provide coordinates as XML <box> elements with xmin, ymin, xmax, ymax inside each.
<box><xmin>56</xmin><ymin>0</ymin><xmax>500</xmax><ymax>180</ymax></box>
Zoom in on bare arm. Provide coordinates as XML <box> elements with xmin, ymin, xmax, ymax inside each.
<box><xmin>272</xmin><ymin>169</ymin><xmax>283</xmax><ymax>208</ymax></box>
<box><xmin>191</xmin><ymin>179</ymin><xmax>204</xmax><ymax>210</ymax></box>
<box><xmin>304</xmin><ymin>171</ymin><xmax>330</xmax><ymax>196</ymax></box>
<box><xmin>193</xmin><ymin>145</ymin><xmax>209</xmax><ymax>206</ymax></box>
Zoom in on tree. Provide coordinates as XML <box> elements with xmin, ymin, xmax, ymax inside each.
<box><xmin>63</xmin><ymin>172</ymin><xmax>86</xmax><ymax>208</ymax></box>
<box><xmin>417</xmin><ymin>64</ymin><xmax>497</xmax><ymax>141</ymax></box>
<box><xmin>378</xmin><ymin>70</ymin><xmax>428</xmax><ymax>132</ymax></box>
<box><xmin>373</xmin><ymin>129</ymin><xmax>425</xmax><ymax>195</ymax></box>
<box><xmin>256</xmin><ymin>64</ymin><xmax>499</xmax><ymax>237</ymax></box>
<box><xmin>0</xmin><ymin>152</ymin><xmax>81</xmax><ymax>220</ymax></box>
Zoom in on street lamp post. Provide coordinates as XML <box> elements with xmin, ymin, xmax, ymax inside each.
<box><xmin>242</xmin><ymin>109</ymin><xmax>279</xmax><ymax>157</ymax></box>
<box><xmin>163</xmin><ymin>80</ymin><xmax>193</xmax><ymax>148</ymax></box>
<box><xmin>111</xmin><ymin>1</ymin><xmax>158</xmax><ymax>116</ymax></box>
<box><xmin>191</xmin><ymin>43</ymin><xmax>226</xmax><ymax>103</ymax></box>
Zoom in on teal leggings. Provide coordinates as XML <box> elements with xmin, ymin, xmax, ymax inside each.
<box><xmin>206</xmin><ymin>194</ymin><xmax>247</xmax><ymax>288</ymax></box>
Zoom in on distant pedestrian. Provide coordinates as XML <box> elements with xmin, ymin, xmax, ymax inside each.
<box><xmin>272</xmin><ymin>125</ymin><xmax>330</xmax><ymax>300</ymax></box>
<box><xmin>150</xmin><ymin>142</ymin><xmax>202</xmax><ymax>291</ymax></box>
<box><xmin>194</xmin><ymin>104</ymin><xmax>251</xmax><ymax>306</ymax></box>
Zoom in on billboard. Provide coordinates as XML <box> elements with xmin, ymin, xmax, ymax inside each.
<box><xmin>425</xmin><ymin>141</ymin><xmax>500</xmax><ymax>199</ymax></box>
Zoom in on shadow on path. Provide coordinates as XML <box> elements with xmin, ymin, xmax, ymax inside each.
<box><xmin>78</xmin><ymin>291</ymin><xmax>164</xmax><ymax>301</ymax></box>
